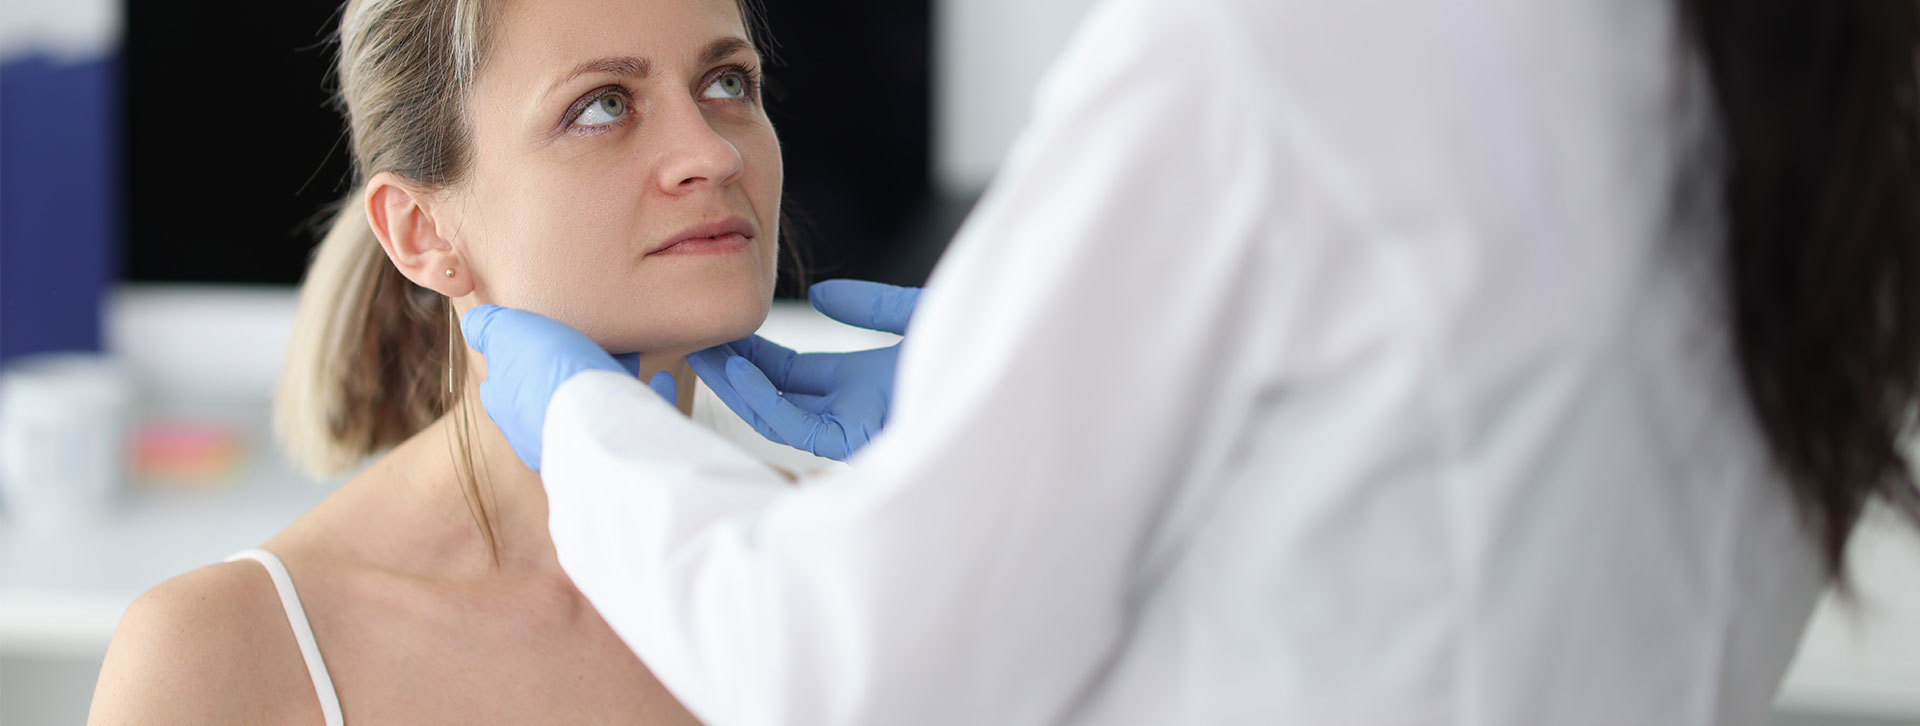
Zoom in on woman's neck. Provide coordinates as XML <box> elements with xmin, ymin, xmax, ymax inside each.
<box><xmin>378</xmin><ymin>353</ymin><xmax>696</xmax><ymax>579</ymax></box>
<box><xmin>628</xmin><ymin>352</ymin><xmax>698</xmax><ymax>414</ymax></box>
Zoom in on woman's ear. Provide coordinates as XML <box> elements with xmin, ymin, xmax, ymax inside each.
<box><xmin>365</xmin><ymin>171</ymin><xmax>473</xmax><ymax>297</ymax></box>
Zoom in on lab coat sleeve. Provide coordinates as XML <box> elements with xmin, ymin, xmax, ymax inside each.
<box><xmin>543</xmin><ymin>0</ymin><xmax>1311</xmax><ymax>722</ymax></box>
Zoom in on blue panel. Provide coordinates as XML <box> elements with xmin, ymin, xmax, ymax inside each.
<box><xmin>0</xmin><ymin>54</ymin><xmax>119</xmax><ymax>363</ymax></box>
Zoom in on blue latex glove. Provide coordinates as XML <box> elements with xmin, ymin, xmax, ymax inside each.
<box><xmin>687</xmin><ymin>279</ymin><xmax>920</xmax><ymax>460</ymax></box>
<box><xmin>462</xmin><ymin>305</ymin><xmax>676</xmax><ymax>472</ymax></box>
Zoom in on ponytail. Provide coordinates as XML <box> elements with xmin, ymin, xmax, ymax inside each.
<box><xmin>274</xmin><ymin>189</ymin><xmax>461</xmax><ymax>477</ymax></box>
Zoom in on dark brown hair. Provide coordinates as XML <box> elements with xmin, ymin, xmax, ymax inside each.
<box><xmin>1680</xmin><ymin>0</ymin><xmax>1920</xmax><ymax>577</ymax></box>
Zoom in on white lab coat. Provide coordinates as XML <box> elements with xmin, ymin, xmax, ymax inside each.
<box><xmin>541</xmin><ymin>0</ymin><xmax>1828</xmax><ymax>722</ymax></box>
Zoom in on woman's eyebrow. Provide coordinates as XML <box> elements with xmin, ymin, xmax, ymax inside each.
<box><xmin>699</xmin><ymin>36</ymin><xmax>753</xmax><ymax>67</ymax></box>
<box><xmin>547</xmin><ymin>56</ymin><xmax>650</xmax><ymax>98</ymax></box>
<box><xmin>543</xmin><ymin>37</ymin><xmax>754</xmax><ymax>99</ymax></box>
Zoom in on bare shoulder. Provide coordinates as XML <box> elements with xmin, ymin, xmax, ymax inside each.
<box><xmin>88</xmin><ymin>560</ymin><xmax>321</xmax><ymax>725</ymax></box>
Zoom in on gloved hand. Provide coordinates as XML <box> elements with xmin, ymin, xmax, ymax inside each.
<box><xmin>463</xmin><ymin>305</ymin><xmax>676</xmax><ymax>472</ymax></box>
<box><xmin>687</xmin><ymin>279</ymin><xmax>920</xmax><ymax>460</ymax></box>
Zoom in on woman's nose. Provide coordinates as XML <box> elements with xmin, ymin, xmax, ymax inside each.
<box><xmin>654</xmin><ymin>102</ymin><xmax>744</xmax><ymax>195</ymax></box>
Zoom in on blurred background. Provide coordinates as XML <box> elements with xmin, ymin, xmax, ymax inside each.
<box><xmin>1</xmin><ymin>0</ymin><xmax>1917</xmax><ymax>723</ymax></box>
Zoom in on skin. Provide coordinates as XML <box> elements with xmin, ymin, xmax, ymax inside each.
<box><xmin>87</xmin><ymin>0</ymin><xmax>779</xmax><ymax>722</ymax></box>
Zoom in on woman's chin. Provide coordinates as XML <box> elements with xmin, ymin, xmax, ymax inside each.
<box><xmin>594</xmin><ymin>304</ymin><xmax>771</xmax><ymax>357</ymax></box>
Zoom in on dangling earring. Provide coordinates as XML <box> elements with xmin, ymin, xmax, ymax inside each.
<box><xmin>447</xmin><ymin>299</ymin><xmax>456</xmax><ymax>394</ymax></box>
<box><xmin>445</xmin><ymin>268</ymin><xmax>456</xmax><ymax>395</ymax></box>
<box><xmin>447</xmin><ymin>298</ymin><xmax>456</xmax><ymax>394</ymax></box>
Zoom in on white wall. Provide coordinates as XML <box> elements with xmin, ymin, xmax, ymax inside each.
<box><xmin>933</xmin><ymin>0</ymin><xmax>1103</xmax><ymax>194</ymax></box>
<box><xmin>0</xmin><ymin>0</ymin><xmax>119</xmax><ymax>62</ymax></box>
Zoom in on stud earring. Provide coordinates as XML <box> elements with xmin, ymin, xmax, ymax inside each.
<box><xmin>444</xmin><ymin>268</ymin><xmax>455</xmax><ymax>278</ymax></box>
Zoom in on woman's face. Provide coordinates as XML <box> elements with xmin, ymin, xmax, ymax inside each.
<box><xmin>448</xmin><ymin>0</ymin><xmax>781</xmax><ymax>355</ymax></box>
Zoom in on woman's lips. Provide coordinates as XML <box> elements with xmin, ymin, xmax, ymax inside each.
<box><xmin>650</xmin><ymin>216</ymin><xmax>755</xmax><ymax>256</ymax></box>
<box><xmin>650</xmin><ymin>231</ymin><xmax>749</xmax><ymax>256</ymax></box>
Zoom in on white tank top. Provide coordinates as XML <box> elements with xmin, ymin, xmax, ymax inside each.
<box><xmin>213</xmin><ymin>381</ymin><xmax>833</xmax><ymax>725</ymax></box>
<box><xmin>226</xmin><ymin>548</ymin><xmax>344</xmax><ymax>726</ymax></box>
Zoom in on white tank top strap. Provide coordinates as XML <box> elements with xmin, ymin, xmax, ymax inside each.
<box><xmin>226</xmin><ymin>548</ymin><xmax>344</xmax><ymax>726</ymax></box>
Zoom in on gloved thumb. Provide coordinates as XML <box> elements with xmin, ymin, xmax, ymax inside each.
<box><xmin>648</xmin><ymin>371</ymin><xmax>677</xmax><ymax>404</ymax></box>
<box><xmin>460</xmin><ymin>304</ymin><xmax>505</xmax><ymax>356</ymax></box>
<box><xmin>809</xmin><ymin>279</ymin><xmax>920</xmax><ymax>335</ymax></box>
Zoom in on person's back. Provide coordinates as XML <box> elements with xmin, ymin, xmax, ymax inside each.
<box><xmin>1013</xmin><ymin>0</ymin><xmax>1914</xmax><ymax>721</ymax></box>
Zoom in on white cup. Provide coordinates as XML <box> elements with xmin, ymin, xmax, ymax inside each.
<box><xmin>0</xmin><ymin>352</ymin><xmax>133</xmax><ymax>527</ymax></box>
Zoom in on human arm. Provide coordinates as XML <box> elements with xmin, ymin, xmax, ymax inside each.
<box><xmin>535</xmin><ymin>1</ymin><xmax>1305</xmax><ymax>722</ymax></box>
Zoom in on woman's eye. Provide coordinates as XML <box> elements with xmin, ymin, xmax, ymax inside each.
<box><xmin>702</xmin><ymin>71</ymin><xmax>750</xmax><ymax>100</ymax></box>
<box><xmin>576</xmin><ymin>92</ymin><xmax>628</xmax><ymax>126</ymax></box>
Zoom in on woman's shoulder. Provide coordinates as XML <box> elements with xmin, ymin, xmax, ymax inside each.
<box><xmin>88</xmin><ymin>558</ymin><xmax>319</xmax><ymax>725</ymax></box>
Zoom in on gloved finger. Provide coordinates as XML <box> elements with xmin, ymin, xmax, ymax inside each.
<box><xmin>775</xmin><ymin>351</ymin><xmax>843</xmax><ymax>396</ymax></box>
<box><xmin>726</xmin><ymin>335</ymin><xmax>800</xmax><ymax>389</ymax></box>
<box><xmin>460</xmin><ymin>304</ymin><xmax>507</xmax><ymax>357</ymax></box>
<box><xmin>613</xmin><ymin>352</ymin><xmax>642</xmax><ymax>377</ymax></box>
<box><xmin>647</xmin><ymin>371</ymin><xmax>677</xmax><ymax>404</ymax></box>
<box><xmin>809</xmin><ymin>279</ymin><xmax>921</xmax><ymax>335</ymax></box>
<box><xmin>464</xmin><ymin>305</ymin><xmax>542</xmax><ymax>470</ymax></box>
<box><xmin>688</xmin><ymin>346</ymin><xmax>769</xmax><ymax>432</ymax></box>
<box><xmin>720</xmin><ymin>353</ymin><xmax>797</xmax><ymax>415</ymax></box>
<box><xmin>478</xmin><ymin>366</ymin><xmax>543</xmax><ymax>471</ymax></box>
<box><xmin>462</xmin><ymin>304</ymin><xmax>595</xmax><ymax>359</ymax></box>
<box><xmin>725</xmin><ymin>356</ymin><xmax>848</xmax><ymax>459</ymax></box>
<box><xmin>779</xmin><ymin>391</ymin><xmax>830</xmax><ymax>414</ymax></box>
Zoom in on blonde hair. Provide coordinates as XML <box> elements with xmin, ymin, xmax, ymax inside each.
<box><xmin>276</xmin><ymin>0</ymin><xmax>494</xmax><ymax>489</ymax></box>
<box><xmin>276</xmin><ymin>0</ymin><xmax>779</xmax><ymax>559</ymax></box>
